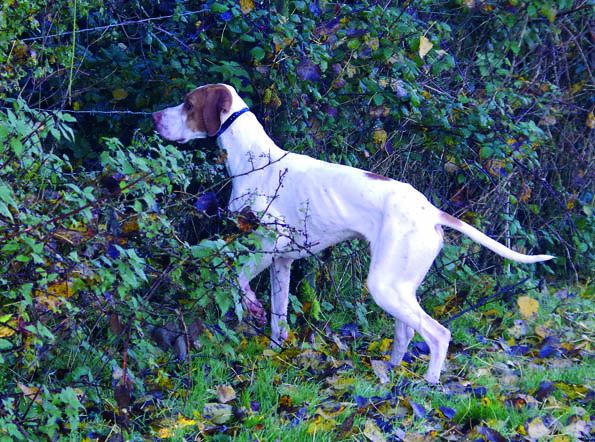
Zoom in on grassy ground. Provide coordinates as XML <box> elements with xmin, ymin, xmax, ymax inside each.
<box><xmin>151</xmin><ymin>283</ymin><xmax>593</xmax><ymax>441</ymax></box>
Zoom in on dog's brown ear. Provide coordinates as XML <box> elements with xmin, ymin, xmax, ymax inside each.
<box><xmin>202</xmin><ymin>86</ymin><xmax>232</xmax><ymax>137</ymax></box>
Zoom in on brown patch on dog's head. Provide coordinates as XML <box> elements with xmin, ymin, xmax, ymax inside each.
<box><xmin>365</xmin><ymin>171</ymin><xmax>391</xmax><ymax>181</ymax></box>
<box><xmin>184</xmin><ymin>85</ymin><xmax>232</xmax><ymax>136</ymax></box>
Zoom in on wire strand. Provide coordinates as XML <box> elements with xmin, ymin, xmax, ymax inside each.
<box><xmin>18</xmin><ymin>8</ymin><xmax>208</xmax><ymax>42</ymax></box>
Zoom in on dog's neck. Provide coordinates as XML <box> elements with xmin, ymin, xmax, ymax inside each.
<box><xmin>216</xmin><ymin>93</ymin><xmax>285</xmax><ymax>178</ymax></box>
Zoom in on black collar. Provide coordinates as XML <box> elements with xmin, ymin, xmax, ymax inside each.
<box><xmin>214</xmin><ymin>107</ymin><xmax>250</xmax><ymax>138</ymax></box>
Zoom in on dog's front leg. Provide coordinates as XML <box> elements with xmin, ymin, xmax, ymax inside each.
<box><xmin>238</xmin><ymin>256</ymin><xmax>273</xmax><ymax>327</ymax></box>
<box><xmin>270</xmin><ymin>257</ymin><xmax>293</xmax><ymax>347</ymax></box>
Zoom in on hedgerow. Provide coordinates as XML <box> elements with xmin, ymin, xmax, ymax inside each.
<box><xmin>1</xmin><ymin>0</ymin><xmax>592</xmax><ymax>439</ymax></box>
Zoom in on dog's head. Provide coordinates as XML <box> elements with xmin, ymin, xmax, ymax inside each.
<box><xmin>153</xmin><ymin>84</ymin><xmax>240</xmax><ymax>142</ymax></box>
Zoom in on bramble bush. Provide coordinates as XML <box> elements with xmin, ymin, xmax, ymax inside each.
<box><xmin>1</xmin><ymin>0</ymin><xmax>593</xmax><ymax>438</ymax></box>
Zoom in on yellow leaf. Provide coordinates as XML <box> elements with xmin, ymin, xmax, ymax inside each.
<box><xmin>17</xmin><ymin>383</ymin><xmax>42</xmax><ymax>404</ymax></box>
<box><xmin>372</xmin><ymin>129</ymin><xmax>387</xmax><ymax>145</ymax></box>
<box><xmin>418</xmin><ymin>35</ymin><xmax>433</xmax><ymax>58</ymax></box>
<box><xmin>155</xmin><ymin>414</ymin><xmax>198</xmax><ymax>439</ymax></box>
<box><xmin>586</xmin><ymin>112</ymin><xmax>595</xmax><ymax>129</ymax></box>
<box><xmin>176</xmin><ymin>414</ymin><xmax>196</xmax><ymax>427</ymax></box>
<box><xmin>517</xmin><ymin>296</ymin><xmax>539</xmax><ymax>319</ymax></box>
<box><xmin>378</xmin><ymin>337</ymin><xmax>392</xmax><ymax>353</ymax></box>
<box><xmin>240</xmin><ymin>0</ymin><xmax>254</xmax><ymax>14</ymax></box>
<box><xmin>112</xmin><ymin>88</ymin><xmax>128</xmax><ymax>101</ymax></box>
<box><xmin>157</xmin><ymin>427</ymin><xmax>173</xmax><ymax>439</ymax></box>
<box><xmin>307</xmin><ymin>415</ymin><xmax>336</xmax><ymax>434</ymax></box>
<box><xmin>36</xmin><ymin>280</ymin><xmax>76</xmax><ymax>311</ymax></box>
<box><xmin>0</xmin><ymin>318</ymin><xmax>16</xmax><ymax>338</ymax></box>
<box><xmin>0</xmin><ymin>326</ymin><xmax>15</xmax><ymax>338</ymax></box>
<box><xmin>326</xmin><ymin>375</ymin><xmax>355</xmax><ymax>390</ymax></box>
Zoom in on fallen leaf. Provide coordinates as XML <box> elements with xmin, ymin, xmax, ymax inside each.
<box><xmin>534</xmin><ymin>381</ymin><xmax>556</xmax><ymax>401</ymax></box>
<box><xmin>564</xmin><ymin>415</ymin><xmax>588</xmax><ymax>438</ymax></box>
<box><xmin>437</xmin><ymin>406</ymin><xmax>456</xmax><ymax>420</ymax></box>
<box><xmin>526</xmin><ymin>416</ymin><xmax>550</xmax><ymax>439</ymax></box>
<box><xmin>332</xmin><ymin>334</ymin><xmax>348</xmax><ymax>351</ymax></box>
<box><xmin>371</xmin><ymin>360</ymin><xmax>390</xmax><ymax>384</ymax></box>
<box><xmin>17</xmin><ymin>383</ymin><xmax>42</xmax><ymax>404</ymax></box>
<box><xmin>517</xmin><ymin>296</ymin><xmax>539</xmax><ymax>319</ymax></box>
<box><xmin>307</xmin><ymin>415</ymin><xmax>336</xmax><ymax>434</ymax></box>
<box><xmin>554</xmin><ymin>381</ymin><xmax>588</xmax><ymax>399</ymax></box>
<box><xmin>216</xmin><ymin>385</ymin><xmax>236</xmax><ymax>403</ymax></box>
<box><xmin>418</xmin><ymin>35</ymin><xmax>433</xmax><ymax>58</ymax></box>
<box><xmin>409</xmin><ymin>400</ymin><xmax>427</xmax><ymax>419</ymax></box>
<box><xmin>363</xmin><ymin>419</ymin><xmax>386</xmax><ymax>442</ymax></box>
<box><xmin>156</xmin><ymin>414</ymin><xmax>198</xmax><ymax>439</ymax></box>
<box><xmin>202</xmin><ymin>402</ymin><xmax>233</xmax><ymax>424</ymax></box>
<box><xmin>475</xmin><ymin>425</ymin><xmax>507</xmax><ymax>442</ymax></box>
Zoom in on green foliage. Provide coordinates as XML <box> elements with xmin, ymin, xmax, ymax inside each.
<box><xmin>0</xmin><ymin>102</ymin><xmax>271</xmax><ymax>438</ymax></box>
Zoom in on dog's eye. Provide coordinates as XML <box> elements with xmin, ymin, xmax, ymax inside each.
<box><xmin>184</xmin><ymin>101</ymin><xmax>193</xmax><ymax>111</ymax></box>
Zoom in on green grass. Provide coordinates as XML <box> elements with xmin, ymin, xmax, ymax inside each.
<box><xmin>151</xmin><ymin>284</ymin><xmax>593</xmax><ymax>440</ymax></box>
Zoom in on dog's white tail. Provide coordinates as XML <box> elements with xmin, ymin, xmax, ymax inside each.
<box><xmin>438</xmin><ymin>212</ymin><xmax>554</xmax><ymax>264</ymax></box>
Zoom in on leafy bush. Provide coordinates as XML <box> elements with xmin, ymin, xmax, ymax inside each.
<box><xmin>0</xmin><ymin>101</ymin><xmax>270</xmax><ymax>438</ymax></box>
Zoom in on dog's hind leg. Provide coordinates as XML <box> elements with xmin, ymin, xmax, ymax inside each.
<box><xmin>367</xmin><ymin>221</ymin><xmax>450</xmax><ymax>383</ymax></box>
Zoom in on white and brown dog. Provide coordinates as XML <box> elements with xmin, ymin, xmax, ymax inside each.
<box><xmin>153</xmin><ymin>84</ymin><xmax>552</xmax><ymax>383</ymax></box>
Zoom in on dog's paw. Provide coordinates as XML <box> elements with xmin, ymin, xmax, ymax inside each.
<box><xmin>270</xmin><ymin>328</ymin><xmax>288</xmax><ymax>349</ymax></box>
<box><xmin>423</xmin><ymin>373</ymin><xmax>440</xmax><ymax>384</ymax></box>
<box><xmin>245</xmin><ymin>298</ymin><xmax>267</xmax><ymax>326</ymax></box>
